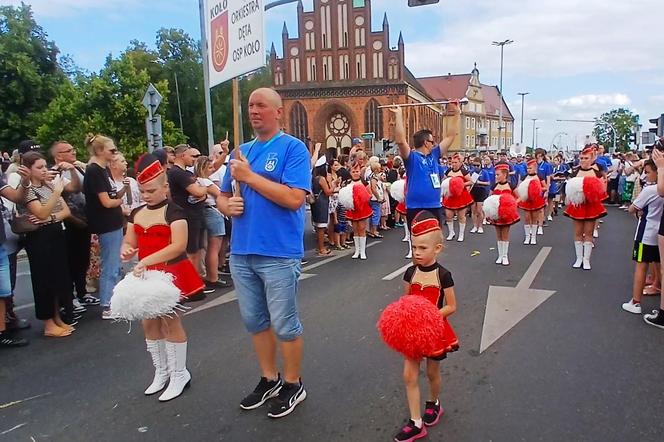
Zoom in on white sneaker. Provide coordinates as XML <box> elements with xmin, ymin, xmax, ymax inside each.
<box><xmin>622</xmin><ymin>300</ymin><xmax>642</xmax><ymax>314</ymax></box>
<box><xmin>470</xmin><ymin>227</ymin><xmax>478</xmax><ymax>233</ymax></box>
<box><xmin>547</xmin><ymin>215</ymin><xmax>553</xmax><ymax>222</ymax></box>
<box><xmin>101</xmin><ymin>309</ymin><xmax>118</xmax><ymax>320</ymax></box>
<box><xmin>537</xmin><ymin>226</ymin><xmax>544</xmax><ymax>235</ymax></box>
<box><xmin>72</xmin><ymin>298</ymin><xmax>87</xmax><ymax>314</ymax></box>
<box><xmin>477</xmin><ymin>227</ymin><xmax>484</xmax><ymax>234</ymax></box>
<box><xmin>482</xmin><ymin>219</ymin><xmax>488</xmax><ymax>225</ymax></box>
<box><xmin>593</xmin><ymin>229</ymin><xmax>599</xmax><ymax>238</ymax></box>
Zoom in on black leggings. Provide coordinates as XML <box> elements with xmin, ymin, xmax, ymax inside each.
<box><xmin>24</xmin><ymin>223</ymin><xmax>73</xmax><ymax>320</ymax></box>
<box><xmin>64</xmin><ymin>223</ymin><xmax>91</xmax><ymax>299</ymax></box>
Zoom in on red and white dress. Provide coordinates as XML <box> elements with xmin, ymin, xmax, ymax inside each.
<box><xmin>517</xmin><ymin>174</ymin><xmax>547</xmax><ymax>212</ymax></box>
<box><xmin>442</xmin><ymin>168</ymin><xmax>474</xmax><ymax>210</ymax></box>
<box><xmin>403</xmin><ymin>262</ymin><xmax>459</xmax><ymax>360</ymax></box>
<box><xmin>343</xmin><ymin>180</ymin><xmax>373</xmax><ymax>221</ymax></box>
<box><xmin>486</xmin><ymin>182</ymin><xmax>520</xmax><ymax>226</ymax></box>
<box><xmin>564</xmin><ymin>167</ymin><xmax>608</xmax><ymax>220</ymax></box>
<box><xmin>131</xmin><ymin>200</ymin><xmax>204</xmax><ymax>297</ymax></box>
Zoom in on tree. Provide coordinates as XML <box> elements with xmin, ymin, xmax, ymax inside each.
<box><xmin>0</xmin><ymin>3</ymin><xmax>66</xmax><ymax>149</ymax></box>
<box><xmin>593</xmin><ymin>108</ymin><xmax>639</xmax><ymax>152</ymax></box>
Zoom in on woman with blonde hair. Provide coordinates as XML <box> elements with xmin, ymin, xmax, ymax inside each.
<box><xmin>83</xmin><ymin>134</ymin><xmax>128</xmax><ymax>319</ymax></box>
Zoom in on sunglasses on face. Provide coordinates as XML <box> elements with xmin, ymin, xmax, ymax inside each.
<box><xmin>109</xmin><ymin>148</ymin><xmax>118</xmax><ymax>154</ymax></box>
<box><xmin>191</xmin><ymin>154</ymin><xmax>201</xmax><ymax>158</ymax></box>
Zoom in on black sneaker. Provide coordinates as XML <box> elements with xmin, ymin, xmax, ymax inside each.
<box><xmin>644</xmin><ymin>310</ymin><xmax>664</xmax><ymax>329</ymax></box>
<box><xmin>394</xmin><ymin>419</ymin><xmax>427</xmax><ymax>441</ymax></box>
<box><xmin>0</xmin><ymin>332</ymin><xmax>29</xmax><ymax>348</ymax></box>
<box><xmin>422</xmin><ymin>400</ymin><xmax>443</xmax><ymax>427</ymax></box>
<box><xmin>203</xmin><ymin>279</ymin><xmax>230</xmax><ymax>292</ymax></box>
<box><xmin>218</xmin><ymin>264</ymin><xmax>231</xmax><ymax>275</ymax></box>
<box><xmin>240</xmin><ymin>376</ymin><xmax>283</xmax><ymax>410</ymax></box>
<box><xmin>267</xmin><ymin>379</ymin><xmax>307</xmax><ymax>418</ymax></box>
<box><xmin>181</xmin><ymin>291</ymin><xmax>207</xmax><ymax>303</ymax></box>
<box><xmin>79</xmin><ymin>294</ymin><xmax>101</xmax><ymax>306</ymax></box>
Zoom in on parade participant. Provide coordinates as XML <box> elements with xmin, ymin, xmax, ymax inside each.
<box><xmin>442</xmin><ymin>153</ymin><xmax>474</xmax><ymax>242</ymax></box>
<box><xmin>484</xmin><ymin>163</ymin><xmax>520</xmax><ymax>265</ymax></box>
<box><xmin>389</xmin><ymin>105</ymin><xmax>459</xmax><ymax>230</ymax></box>
<box><xmin>339</xmin><ymin>163</ymin><xmax>372</xmax><ymax>260</ymax></box>
<box><xmin>120</xmin><ymin>154</ymin><xmax>202</xmax><ymax>401</ymax></box>
<box><xmin>368</xmin><ymin>161</ymin><xmax>385</xmax><ymax>239</ymax></box>
<box><xmin>622</xmin><ymin>161</ymin><xmax>662</xmax><ymax>314</ymax></box>
<box><xmin>219</xmin><ymin>88</ymin><xmax>310</xmax><ymax>418</ymax></box>
<box><xmin>469</xmin><ymin>156</ymin><xmax>492</xmax><ymax>234</ymax></box>
<box><xmin>391</xmin><ymin>178</ymin><xmax>410</xmax><ymax>259</ymax></box>
<box><xmin>548</xmin><ymin>154</ymin><xmax>569</xmax><ymax>219</ymax></box>
<box><xmin>536</xmin><ymin>149</ymin><xmax>553</xmax><ymax>233</ymax></box>
<box><xmin>518</xmin><ymin>159</ymin><xmax>547</xmax><ymax>245</ymax></box>
<box><xmin>564</xmin><ymin>145</ymin><xmax>607</xmax><ymax>270</ymax></box>
<box><xmin>393</xmin><ymin>211</ymin><xmax>458</xmax><ymax>442</ymax></box>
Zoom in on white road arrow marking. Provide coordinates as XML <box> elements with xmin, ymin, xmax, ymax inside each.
<box><xmin>479</xmin><ymin>247</ymin><xmax>555</xmax><ymax>354</ymax></box>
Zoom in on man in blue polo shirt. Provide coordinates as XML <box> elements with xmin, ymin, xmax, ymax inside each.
<box><xmin>220</xmin><ymin>87</ymin><xmax>310</xmax><ymax>419</ymax></box>
<box><xmin>389</xmin><ymin>104</ymin><xmax>459</xmax><ymax>228</ymax></box>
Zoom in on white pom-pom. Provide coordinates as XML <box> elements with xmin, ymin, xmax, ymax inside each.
<box><xmin>517</xmin><ymin>177</ymin><xmax>533</xmax><ymax>201</ymax></box>
<box><xmin>483</xmin><ymin>194</ymin><xmax>501</xmax><ymax>220</ymax></box>
<box><xmin>565</xmin><ymin>176</ymin><xmax>586</xmax><ymax>206</ymax></box>
<box><xmin>441</xmin><ymin>177</ymin><xmax>451</xmax><ymax>198</ymax></box>
<box><xmin>338</xmin><ymin>184</ymin><xmax>355</xmax><ymax>211</ymax></box>
<box><xmin>390</xmin><ymin>179</ymin><xmax>406</xmax><ymax>203</ymax></box>
<box><xmin>111</xmin><ymin>270</ymin><xmax>182</xmax><ymax>321</ymax></box>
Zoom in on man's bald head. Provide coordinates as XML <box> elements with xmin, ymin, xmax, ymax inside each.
<box><xmin>248</xmin><ymin>87</ymin><xmax>284</xmax><ymax>139</ymax></box>
<box><xmin>250</xmin><ymin>87</ymin><xmax>283</xmax><ymax>109</ymax></box>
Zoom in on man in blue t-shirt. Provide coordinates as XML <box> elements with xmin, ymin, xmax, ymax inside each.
<box><xmin>389</xmin><ymin>104</ymin><xmax>460</xmax><ymax>229</ymax></box>
<box><xmin>219</xmin><ymin>88</ymin><xmax>310</xmax><ymax>419</ymax></box>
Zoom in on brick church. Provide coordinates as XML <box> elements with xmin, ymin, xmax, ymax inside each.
<box><xmin>270</xmin><ymin>0</ymin><xmax>513</xmax><ymax>155</ymax></box>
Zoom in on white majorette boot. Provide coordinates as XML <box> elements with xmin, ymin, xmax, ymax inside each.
<box><xmin>402</xmin><ymin>223</ymin><xmax>409</xmax><ymax>242</ymax></box>
<box><xmin>457</xmin><ymin>223</ymin><xmax>466</xmax><ymax>242</ymax></box>
<box><xmin>352</xmin><ymin>237</ymin><xmax>360</xmax><ymax>259</ymax></box>
<box><xmin>495</xmin><ymin>242</ymin><xmax>503</xmax><ymax>264</ymax></box>
<box><xmin>405</xmin><ymin>237</ymin><xmax>412</xmax><ymax>259</ymax></box>
<box><xmin>572</xmin><ymin>241</ymin><xmax>583</xmax><ymax>268</ymax></box>
<box><xmin>529</xmin><ymin>225</ymin><xmax>537</xmax><ymax>245</ymax></box>
<box><xmin>159</xmin><ymin>341</ymin><xmax>191</xmax><ymax>402</ymax></box>
<box><xmin>582</xmin><ymin>241</ymin><xmax>593</xmax><ymax>270</ymax></box>
<box><xmin>470</xmin><ymin>226</ymin><xmax>478</xmax><ymax>234</ymax></box>
<box><xmin>502</xmin><ymin>242</ymin><xmax>510</xmax><ymax>266</ymax></box>
<box><xmin>537</xmin><ymin>225</ymin><xmax>544</xmax><ymax>235</ymax></box>
<box><xmin>145</xmin><ymin>339</ymin><xmax>169</xmax><ymax>395</ymax></box>
<box><xmin>446</xmin><ymin>222</ymin><xmax>456</xmax><ymax>241</ymax></box>
<box><xmin>523</xmin><ymin>225</ymin><xmax>531</xmax><ymax>244</ymax></box>
<box><xmin>359</xmin><ymin>236</ymin><xmax>367</xmax><ymax>260</ymax></box>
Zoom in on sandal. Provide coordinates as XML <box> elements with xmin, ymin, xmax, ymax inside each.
<box><xmin>374</xmin><ymin>233</ymin><xmax>384</xmax><ymax>239</ymax></box>
<box><xmin>643</xmin><ymin>286</ymin><xmax>661</xmax><ymax>296</ymax></box>
<box><xmin>316</xmin><ymin>249</ymin><xmax>332</xmax><ymax>256</ymax></box>
<box><xmin>366</xmin><ymin>232</ymin><xmax>377</xmax><ymax>238</ymax></box>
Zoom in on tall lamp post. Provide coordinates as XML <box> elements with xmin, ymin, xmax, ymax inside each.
<box><xmin>518</xmin><ymin>92</ymin><xmax>529</xmax><ymax>144</ymax></box>
<box><xmin>536</xmin><ymin>127</ymin><xmax>541</xmax><ymax>148</ymax></box>
<box><xmin>492</xmin><ymin>39</ymin><xmax>514</xmax><ymax>151</ymax></box>
<box><xmin>531</xmin><ymin>118</ymin><xmax>538</xmax><ymax>149</ymax></box>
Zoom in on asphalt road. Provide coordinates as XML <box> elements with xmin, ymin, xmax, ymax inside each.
<box><xmin>2</xmin><ymin>207</ymin><xmax>664</xmax><ymax>442</ymax></box>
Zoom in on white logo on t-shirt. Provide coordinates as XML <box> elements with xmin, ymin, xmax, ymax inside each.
<box><xmin>265</xmin><ymin>153</ymin><xmax>278</xmax><ymax>172</ymax></box>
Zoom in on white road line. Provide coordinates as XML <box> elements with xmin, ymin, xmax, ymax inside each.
<box><xmin>302</xmin><ymin>241</ymin><xmax>381</xmax><ymax>272</ymax></box>
<box><xmin>14</xmin><ymin>302</ymin><xmax>34</xmax><ymax>312</ymax></box>
<box><xmin>382</xmin><ymin>263</ymin><xmax>412</xmax><ymax>281</ymax></box>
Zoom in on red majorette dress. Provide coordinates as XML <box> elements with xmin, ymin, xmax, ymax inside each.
<box><xmin>393</xmin><ymin>178</ymin><xmax>407</xmax><ymax>215</ymax></box>
<box><xmin>485</xmin><ymin>182</ymin><xmax>520</xmax><ymax>226</ymax></box>
<box><xmin>403</xmin><ymin>262</ymin><xmax>459</xmax><ymax>360</ymax></box>
<box><xmin>131</xmin><ymin>200</ymin><xmax>205</xmax><ymax>297</ymax></box>
<box><xmin>564</xmin><ymin>166</ymin><xmax>608</xmax><ymax>220</ymax></box>
<box><xmin>339</xmin><ymin>180</ymin><xmax>373</xmax><ymax>221</ymax></box>
<box><xmin>442</xmin><ymin>168</ymin><xmax>474</xmax><ymax>210</ymax></box>
<box><xmin>517</xmin><ymin>174</ymin><xmax>546</xmax><ymax>211</ymax></box>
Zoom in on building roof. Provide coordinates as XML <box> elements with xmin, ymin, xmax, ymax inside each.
<box><xmin>417</xmin><ymin>74</ymin><xmax>514</xmax><ymax>120</ymax></box>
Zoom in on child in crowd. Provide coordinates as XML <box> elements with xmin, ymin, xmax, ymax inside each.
<box><xmin>120</xmin><ymin>154</ymin><xmax>203</xmax><ymax>402</ymax></box>
<box><xmin>394</xmin><ymin>211</ymin><xmax>458</xmax><ymax>442</ymax></box>
<box><xmin>622</xmin><ymin>160</ymin><xmax>663</xmax><ymax>315</ymax></box>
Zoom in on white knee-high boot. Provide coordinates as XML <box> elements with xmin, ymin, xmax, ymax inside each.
<box><xmin>145</xmin><ymin>339</ymin><xmax>169</xmax><ymax>395</ymax></box>
<box><xmin>502</xmin><ymin>241</ymin><xmax>510</xmax><ymax>266</ymax></box>
<box><xmin>352</xmin><ymin>236</ymin><xmax>360</xmax><ymax>259</ymax></box>
<box><xmin>572</xmin><ymin>241</ymin><xmax>583</xmax><ymax>268</ymax></box>
<box><xmin>405</xmin><ymin>236</ymin><xmax>412</xmax><ymax>259</ymax></box>
<box><xmin>529</xmin><ymin>225</ymin><xmax>537</xmax><ymax>245</ymax></box>
<box><xmin>359</xmin><ymin>236</ymin><xmax>367</xmax><ymax>260</ymax></box>
<box><xmin>159</xmin><ymin>341</ymin><xmax>191</xmax><ymax>402</ymax></box>
<box><xmin>495</xmin><ymin>241</ymin><xmax>503</xmax><ymax>264</ymax></box>
<box><xmin>457</xmin><ymin>223</ymin><xmax>466</xmax><ymax>242</ymax></box>
<box><xmin>402</xmin><ymin>223</ymin><xmax>409</xmax><ymax>242</ymax></box>
<box><xmin>446</xmin><ymin>222</ymin><xmax>456</xmax><ymax>240</ymax></box>
<box><xmin>523</xmin><ymin>225</ymin><xmax>531</xmax><ymax>244</ymax></box>
<box><xmin>582</xmin><ymin>241</ymin><xmax>593</xmax><ymax>270</ymax></box>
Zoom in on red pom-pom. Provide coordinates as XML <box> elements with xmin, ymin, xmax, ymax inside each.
<box><xmin>583</xmin><ymin>176</ymin><xmax>605</xmax><ymax>203</ymax></box>
<box><xmin>498</xmin><ymin>193</ymin><xmax>517</xmax><ymax>220</ymax></box>
<box><xmin>377</xmin><ymin>295</ymin><xmax>447</xmax><ymax>360</ymax></box>
<box><xmin>528</xmin><ymin>179</ymin><xmax>542</xmax><ymax>201</ymax></box>
<box><xmin>449</xmin><ymin>176</ymin><xmax>465</xmax><ymax>198</ymax></box>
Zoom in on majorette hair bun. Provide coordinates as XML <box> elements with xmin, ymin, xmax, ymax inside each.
<box><xmin>136</xmin><ymin>153</ymin><xmax>165</xmax><ymax>185</ymax></box>
<box><xmin>411</xmin><ymin>211</ymin><xmax>442</xmax><ymax>236</ymax></box>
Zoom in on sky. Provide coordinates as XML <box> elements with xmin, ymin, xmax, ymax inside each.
<box><xmin>4</xmin><ymin>0</ymin><xmax>664</xmax><ymax>151</ymax></box>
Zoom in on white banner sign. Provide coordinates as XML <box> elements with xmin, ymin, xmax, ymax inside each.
<box><xmin>205</xmin><ymin>0</ymin><xmax>265</xmax><ymax>87</ymax></box>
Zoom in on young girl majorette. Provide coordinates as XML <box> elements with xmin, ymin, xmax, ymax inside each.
<box><xmin>391</xmin><ymin>211</ymin><xmax>458</xmax><ymax>442</ymax></box>
<box><xmin>338</xmin><ymin>164</ymin><xmax>372</xmax><ymax>260</ymax></box>
<box><xmin>390</xmin><ymin>178</ymin><xmax>411</xmax><ymax>259</ymax></box>
<box><xmin>442</xmin><ymin>154</ymin><xmax>474</xmax><ymax>242</ymax></box>
<box><xmin>483</xmin><ymin>163</ymin><xmax>520</xmax><ymax>265</ymax></box>
<box><xmin>564</xmin><ymin>145</ymin><xmax>607</xmax><ymax>270</ymax></box>
<box><xmin>119</xmin><ymin>155</ymin><xmax>204</xmax><ymax>402</ymax></box>
<box><xmin>517</xmin><ymin>159</ymin><xmax>547</xmax><ymax>245</ymax></box>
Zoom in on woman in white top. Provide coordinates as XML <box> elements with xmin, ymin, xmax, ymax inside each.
<box><xmin>110</xmin><ymin>153</ymin><xmax>142</xmax><ymax>218</ymax></box>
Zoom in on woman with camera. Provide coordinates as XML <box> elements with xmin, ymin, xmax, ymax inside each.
<box><xmin>19</xmin><ymin>151</ymin><xmax>76</xmax><ymax>337</ymax></box>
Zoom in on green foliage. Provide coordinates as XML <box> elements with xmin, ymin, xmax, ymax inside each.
<box><xmin>0</xmin><ymin>3</ymin><xmax>65</xmax><ymax>149</ymax></box>
<box><xmin>593</xmin><ymin>108</ymin><xmax>639</xmax><ymax>152</ymax></box>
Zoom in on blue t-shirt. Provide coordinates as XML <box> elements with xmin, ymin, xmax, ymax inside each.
<box><xmin>537</xmin><ymin>161</ymin><xmax>554</xmax><ymax>181</ymax></box>
<box><xmin>439</xmin><ymin>164</ymin><xmax>449</xmax><ymax>177</ymax></box>
<box><xmin>221</xmin><ymin>133</ymin><xmax>311</xmax><ymax>259</ymax></box>
<box><xmin>405</xmin><ymin>146</ymin><xmax>442</xmax><ymax>209</ymax></box>
<box><xmin>484</xmin><ymin>166</ymin><xmax>496</xmax><ymax>187</ymax></box>
<box><xmin>549</xmin><ymin>164</ymin><xmax>569</xmax><ymax>194</ymax></box>
<box><xmin>514</xmin><ymin>162</ymin><xmax>527</xmax><ymax>181</ymax></box>
<box><xmin>595</xmin><ymin>155</ymin><xmax>611</xmax><ymax>172</ymax></box>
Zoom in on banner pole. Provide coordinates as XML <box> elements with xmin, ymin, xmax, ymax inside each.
<box><xmin>198</xmin><ymin>0</ymin><xmax>215</xmax><ymax>150</ymax></box>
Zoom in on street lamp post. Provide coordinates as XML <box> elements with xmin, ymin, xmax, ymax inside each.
<box><xmin>531</xmin><ymin>118</ymin><xmax>538</xmax><ymax>149</ymax></box>
<box><xmin>518</xmin><ymin>92</ymin><xmax>529</xmax><ymax>144</ymax></box>
<box><xmin>492</xmin><ymin>39</ymin><xmax>514</xmax><ymax>151</ymax></box>
<box><xmin>536</xmin><ymin>127</ymin><xmax>541</xmax><ymax>148</ymax></box>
